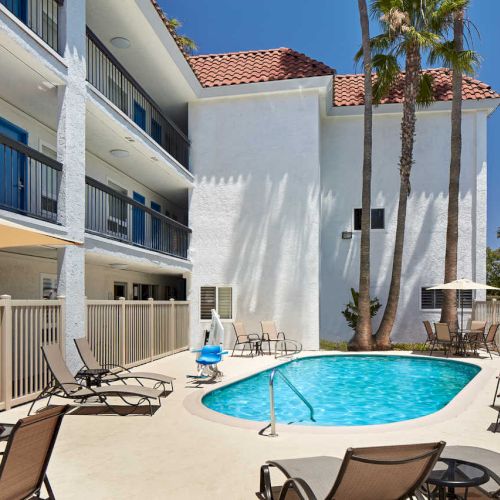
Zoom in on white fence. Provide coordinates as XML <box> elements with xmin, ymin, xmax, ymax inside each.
<box><xmin>472</xmin><ymin>298</ymin><xmax>500</xmax><ymax>343</ymax></box>
<box><xmin>0</xmin><ymin>297</ymin><xmax>190</xmax><ymax>411</ymax></box>
<box><xmin>86</xmin><ymin>299</ymin><xmax>190</xmax><ymax>369</ymax></box>
<box><xmin>0</xmin><ymin>295</ymin><xmax>65</xmax><ymax>411</ymax></box>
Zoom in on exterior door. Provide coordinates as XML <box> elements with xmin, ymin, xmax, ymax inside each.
<box><xmin>133</xmin><ymin>101</ymin><xmax>146</xmax><ymax>131</ymax></box>
<box><xmin>132</xmin><ymin>191</ymin><xmax>145</xmax><ymax>245</ymax></box>
<box><xmin>4</xmin><ymin>0</ymin><xmax>27</xmax><ymax>22</ymax></box>
<box><xmin>0</xmin><ymin>117</ymin><xmax>28</xmax><ymax>212</ymax></box>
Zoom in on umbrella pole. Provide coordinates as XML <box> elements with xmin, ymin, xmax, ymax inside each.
<box><xmin>460</xmin><ymin>293</ymin><xmax>464</xmax><ymax>332</ymax></box>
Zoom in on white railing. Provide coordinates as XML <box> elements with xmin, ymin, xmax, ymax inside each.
<box><xmin>0</xmin><ymin>295</ymin><xmax>65</xmax><ymax>411</ymax></box>
<box><xmin>472</xmin><ymin>298</ymin><xmax>500</xmax><ymax>343</ymax></box>
<box><xmin>86</xmin><ymin>299</ymin><xmax>190</xmax><ymax>369</ymax></box>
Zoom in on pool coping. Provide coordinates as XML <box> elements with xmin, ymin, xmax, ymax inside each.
<box><xmin>183</xmin><ymin>351</ymin><xmax>497</xmax><ymax>435</ymax></box>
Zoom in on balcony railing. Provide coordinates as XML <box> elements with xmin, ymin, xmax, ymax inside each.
<box><xmin>1</xmin><ymin>0</ymin><xmax>62</xmax><ymax>53</ymax></box>
<box><xmin>0</xmin><ymin>133</ymin><xmax>61</xmax><ymax>223</ymax></box>
<box><xmin>85</xmin><ymin>177</ymin><xmax>191</xmax><ymax>259</ymax></box>
<box><xmin>86</xmin><ymin>29</ymin><xmax>190</xmax><ymax>169</ymax></box>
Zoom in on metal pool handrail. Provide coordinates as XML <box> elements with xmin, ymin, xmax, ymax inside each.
<box><xmin>268</xmin><ymin>368</ymin><xmax>315</xmax><ymax>437</ymax></box>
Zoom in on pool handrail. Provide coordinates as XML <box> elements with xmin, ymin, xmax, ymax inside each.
<box><xmin>274</xmin><ymin>339</ymin><xmax>302</xmax><ymax>359</ymax></box>
<box><xmin>268</xmin><ymin>368</ymin><xmax>315</xmax><ymax>437</ymax></box>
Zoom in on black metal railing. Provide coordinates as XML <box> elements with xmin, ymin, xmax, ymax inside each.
<box><xmin>0</xmin><ymin>133</ymin><xmax>61</xmax><ymax>223</ymax></box>
<box><xmin>1</xmin><ymin>0</ymin><xmax>62</xmax><ymax>53</ymax></box>
<box><xmin>86</xmin><ymin>29</ymin><xmax>190</xmax><ymax>169</ymax></box>
<box><xmin>85</xmin><ymin>177</ymin><xmax>190</xmax><ymax>259</ymax></box>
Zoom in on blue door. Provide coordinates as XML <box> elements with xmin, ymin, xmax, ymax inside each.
<box><xmin>0</xmin><ymin>117</ymin><xmax>28</xmax><ymax>212</ymax></box>
<box><xmin>151</xmin><ymin>201</ymin><xmax>161</xmax><ymax>251</ymax></box>
<box><xmin>3</xmin><ymin>0</ymin><xmax>27</xmax><ymax>22</ymax></box>
<box><xmin>133</xmin><ymin>102</ymin><xmax>146</xmax><ymax>131</ymax></box>
<box><xmin>132</xmin><ymin>192</ymin><xmax>145</xmax><ymax>245</ymax></box>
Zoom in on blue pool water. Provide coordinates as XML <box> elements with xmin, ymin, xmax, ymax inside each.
<box><xmin>202</xmin><ymin>355</ymin><xmax>480</xmax><ymax>426</ymax></box>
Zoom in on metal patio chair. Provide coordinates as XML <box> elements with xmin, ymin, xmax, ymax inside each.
<box><xmin>29</xmin><ymin>344</ymin><xmax>163</xmax><ymax>417</ymax></box>
<box><xmin>470</xmin><ymin>323</ymin><xmax>499</xmax><ymax>360</ymax></box>
<box><xmin>430</xmin><ymin>323</ymin><xmax>457</xmax><ymax>357</ymax></box>
<box><xmin>231</xmin><ymin>322</ymin><xmax>261</xmax><ymax>357</ymax></box>
<box><xmin>422</xmin><ymin>320</ymin><xmax>436</xmax><ymax>351</ymax></box>
<box><xmin>259</xmin><ymin>441</ymin><xmax>445</xmax><ymax>500</ymax></box>
<box><xmin>0</xmin><ymin>405</ymin><xmax>69</xmax><ymax>499</ymax></box>
<box><xmin>260</xmin><ymin>321</ymin><xmax>286</xmax><ymax>355</ymax></box>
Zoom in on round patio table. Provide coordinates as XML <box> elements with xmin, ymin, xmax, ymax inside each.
<box><xmin>426</xmin><ymin>458</ymin><xmax>490</xmax><ymax>499</ymax></box>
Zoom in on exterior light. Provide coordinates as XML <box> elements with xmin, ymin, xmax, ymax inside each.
<box><xmin>110</xmin><ymin>263</ymin><xmax>128</xmax><ymax>270</ymax></box>
<box><xmin>110</xmin><ymin>37</ymin><xmax>130</xmax><ymax>49</ymax></box>
<box><xmin>110</xmin><ymin>149</ymin><xmax>129</xmax><ymax>158</ymax></box>
<box><xmin>342</xmin><ymin>231</ymin><xmax>353</xmax><ymax>240</ymax></box>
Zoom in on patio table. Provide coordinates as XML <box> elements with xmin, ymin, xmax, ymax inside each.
<box><xmin>76</xmin><ymin>367</ymin><xmax>109</xmax><ymax>388</ymax></box>
<box><xmin>426</xmin><ymin>458</ymin><xmax>490</xmax><ymax>500</ymax></box>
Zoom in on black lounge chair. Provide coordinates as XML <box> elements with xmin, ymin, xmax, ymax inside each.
<box><xmin>74</xmin><ymin>338</ymin><xmax>175</xmax><ymax>392</ymax></box>
<box><xmin>29</xmin><ymin>344</ymin><xmax>163</xmax><ymax>417</ymax></box>
<box><xmin>259</xmin><ymin>441</ymin><xmax>445</xmax><ymax>499</ymax></box>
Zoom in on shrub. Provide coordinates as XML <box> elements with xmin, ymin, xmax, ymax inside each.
<box><xmin>341</xmin><ymin>288</ymin><xmax>381</xmax><ymax>332</ymax></box>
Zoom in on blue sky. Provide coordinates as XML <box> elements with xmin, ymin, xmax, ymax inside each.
<box><xmin>161</xmin><ymin>0</ymin><xmax>500</xmax><ymax>248</ymax></box>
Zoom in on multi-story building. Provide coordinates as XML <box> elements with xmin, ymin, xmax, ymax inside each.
<box><xmin>0</xmin><ymin>0</ymin><xmax>498</xmax><ymax>368</ymax></box>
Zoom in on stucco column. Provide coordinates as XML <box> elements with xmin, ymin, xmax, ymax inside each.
<box><xmin>56</xmin><ymin>0</ymin><xmax>86</xmax><ymax>371</ymax></box>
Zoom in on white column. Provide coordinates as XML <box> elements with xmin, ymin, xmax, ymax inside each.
<box><xmin>56</xmin><ymin>0</ymin><xmax>86</xmax><ymax>371</ymax></box>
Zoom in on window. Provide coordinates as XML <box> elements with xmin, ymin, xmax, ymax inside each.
<box><xmin>421</xmin><ymin>288</ymin><xmax>473</xmax><ymax>310</ymax></box>
<box><xmin>354</xmin><ymin>208</ymin><xmax>385</xmax><ymax>230</ymax></box>
<box><xmin>151</xmin><ymin>118</ymin><xmax>162</xmax><ymax>144</ymax></box>
<box><xmin>200</xmin><ymin>286</ymin><xmax>233</xmax><ymax>320</ymax></box>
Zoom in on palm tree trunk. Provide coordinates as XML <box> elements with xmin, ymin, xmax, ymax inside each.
<box><xmin>440</xmin><ymin>10</ymin><xmax>464</xmax><ymax>331</ymax></box>
<box><xmin>376</xmin><ymin>45</ymin><xmax>421</xmax><ymax>349</ymax></box>
<box><xmin>350</xmin><ymin>0</ymin><xmax>374</xmax><ymax>351</ymax></box>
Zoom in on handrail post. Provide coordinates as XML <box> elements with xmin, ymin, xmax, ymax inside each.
<box><xmin>119</xmin><ymin>297</ymin><xmax>126</xmax><ymax>366</ymax></box>
<box><xmin>1</xmin><ymin>295</ymin><xmax>13</xmax><ymax>410</ymax></box>
<box><xmin>148</xmin><ymin>298</ymin><xmax>154</xmax><ymax>361</ymax></box>
<box><xmin>269</xmin><ymin>369</ymin><xmax>278</xmax><ymax>437</ymax></box>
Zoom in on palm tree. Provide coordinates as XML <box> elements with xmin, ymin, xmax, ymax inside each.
<box><xmin>349</xmin><ymin>0</ymin><xmax>375</xmax><ymax>351</ymax></box>
<box><xmin>439</xmin><ymin>4</ymin><xmax>478</xmax><ymax>329</ymax></box>
<box><xmin>368</xmin><ymin>0</ymin><xmax>468</xmax><ymax>349</ymax></box>
<box><xmin>166</xmin><ymin>17</ymin><xmax>197</xmax><ymax>54</ymax></box>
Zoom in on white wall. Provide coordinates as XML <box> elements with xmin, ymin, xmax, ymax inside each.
<box><xmin>189</xmin><ymin>90</ymin><xmax>322</xmax><ymax>349</ymax></box>
<box><xmin>320</xmin><ymin>109</ymin><xmax>486</xmax><ymax>343</ymax></box>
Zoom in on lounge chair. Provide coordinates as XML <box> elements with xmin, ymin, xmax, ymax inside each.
<box><xmin>231</xmin><ymin>322</ymin><xmax>261</xmax><ymax>357</ymax></box>
<box><xmin>422</xmin><ymin>320</ymin><xmax>436</xmax><ymax>350</ymax></box>
<box><xmin>260</xmin><ymin>321</ymin><xmax>286</xmax><ymax>355</ymax></box>
<box><xmin>0</xmin><ymin>405</ymin><xmax>69</xmax><ymax>499</ymax></box>
<box><xmin>470</xmin><ymin>323</ymin><xmax>499</xmax><ymax>360</ymax></box>
<box><xmin>441</xmin><ymin>446</ymin><xmax>500</xmax><ymax>497</ymax></box>
<box><xmin>74</xmin><ymin>338</ymin><xmax>175</xmax><ymax>392</ymax></box>
<box><xmin>29</xmin><ymin>344</ymin><xmax>163</xmax><ymax>417</ymax></box>
<box><xmin>430</xmin><ymin>323</ymin><xmax>457</xmax><ymax>357</ymax></box>
<box><xmin>259</xmin><ymin>442</ymin><xmax>445</xmax><ymax>500</ymax></box>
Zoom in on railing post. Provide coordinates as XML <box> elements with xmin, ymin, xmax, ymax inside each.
<box><xmin>119</xmin><ymin>297</ymin><xmax>126</xmax><ymax>366</ymax></box>
<box><xmin>1</xmin><ymin>295</ymin><xmax>13</xmax><ymax>411</ymax></box>
<box><xmin>169</xmin><ymin>300</ymin><xmax>176</xmax><ymax>351</ymax></box>
<box><xmin>269</xmin><ymin>369</ymin><xmax>278</xmax><ymax>437</ymax></box>
<box><xmin>492</xmin><ymin>298</ymin><xmax>497</xmax><ymax>324</ymax></box>
<box><xmin>148</xmin><ymin>298</ymin><xmax>154</xmax><ymax>362</ymax></box>
<box><xmin>57</xmin><ymin>295</ymin><xmax>66</xmax><ymax>358</ymax></box>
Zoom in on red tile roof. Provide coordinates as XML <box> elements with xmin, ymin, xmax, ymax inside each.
<box><xmin>189</xmin><ymin>48</ymin><xmax>334</xmax><ymax>88</ymax></box>
<box><xmin>334</xmin><ymin>68</ymin><xmax>500</xmax><ymax>106</ymax></box>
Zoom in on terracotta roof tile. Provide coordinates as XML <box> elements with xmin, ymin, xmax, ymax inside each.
<box><xmin>188</xmin><ymin>48</ymin><xmax>334</xmax><ymax>88</ymax></box>
<box><xmin>334</xmin><ymin>68</ymin><xmax>500</xmax><ymax>106</ymax></box>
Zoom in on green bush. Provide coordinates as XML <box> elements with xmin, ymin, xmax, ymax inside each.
<box><xmin>341</xmin><ymin>288</ymin><xmax>382</xmax><ymax>331</ymax></box>
<box><xmin>319</xmin><ymin>339</ymin><xmax>428</xmax><ymax>352</ymax></box>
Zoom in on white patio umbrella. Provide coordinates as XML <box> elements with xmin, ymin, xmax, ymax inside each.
<box><xmin>207</xmin><ymin>309</ymin><xmax>225</xmax><ymax>346</ymax></box>
<box><xmin>427</xmin><ymin>279</ymin><xmax>500</xmax><ymax>330</ymax></box>
<box><xmin>0</xmin><ymin>218</ymin><xmax>81</xmax><ymax>248</ymax></box>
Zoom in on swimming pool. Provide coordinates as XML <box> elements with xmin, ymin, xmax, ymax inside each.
<box><xmin>202</xmin><ymin>355</ymin><xmax>480</xmax><ymax>426</ymax></box>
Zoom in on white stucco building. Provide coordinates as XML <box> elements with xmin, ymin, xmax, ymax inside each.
<box><xmin>0</xmin><ymin>0</ymin><xmax>498</xmax><ymax>365</ymax></box>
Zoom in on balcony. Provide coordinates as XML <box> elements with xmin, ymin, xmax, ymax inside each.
<box><xmin>0</xmin><ymin>0</ymin><xmax>61</xmax><ymax>53</ymax></box>
<box><xmin>85</xmin><ymin>177</ymin><xmax>191</xmax><ymax>260</ymax></box>
<box><xmin>0</xmin><ymin>133</ymin><xmax>61</xmax><ymax>223</ymax></box>
<box><xmin>86</xmin><ymin>29</ymin><xmax>190</xmax><ymax>169</ymax></box>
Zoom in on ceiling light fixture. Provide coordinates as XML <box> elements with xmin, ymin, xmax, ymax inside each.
<box><xmin>110</xmin><ymin>37</ymin><xmax>130</xmax><ymax>49</ymax></box>
<box><xmin>110</xmin><ymin>263</ymin><xmax>128</xmax><ymax>270</ymax></box>
<box><xmin>110</xmin><ymin>149</ymin><xmax>129</xmax><ymax>158</ymax></box>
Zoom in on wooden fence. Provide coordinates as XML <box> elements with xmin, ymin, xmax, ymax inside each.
<box><xmin>0</xmin><ymin>295</ymin><xmax>65</xmax><ymax>411</ymax></box>
<box><xmin>0</xmin><ymin>297</ymin><xmax>190</xmax><ymax>411</ymax></box>
<box><xmin>86</xmin><ymin>299</ymin><xmax>190</xmax><ymax>369</ymax></box>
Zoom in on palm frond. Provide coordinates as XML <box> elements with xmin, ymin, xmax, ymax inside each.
<box><xmin>416</xmin><ymin>72</ymin><xmax>435</xmax><ymax>107</ymax></box>
<box><xmin>372</xmin><ymin>53</ymin><xmax>401</xmax><ymax>103</ymax></box>
<box><xmin>428</xmin><ymin>41</ymin><xmax>479</xmax><ymax>74</ymax></box>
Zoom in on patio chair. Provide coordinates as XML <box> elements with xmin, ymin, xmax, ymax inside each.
<box><xmin>441</xmin><ymin>446</ymin><xmax>500</xmax><ymax>497</ymax></box>
<box><xmin>422</xmin><ymin>320</ymin><xmax>436</xmax><ymax>350</ymax></box>
<box><xmin>260</xmin><ymin>321</ymin><xmax>286</xmax><ymax>355</ymax></box>
<box><xmin>74</xmin><ymin>338</ymin><xmax>175</xmax><ymax>392</ymax></box>
<box><xmin>0</xmin><ymin>405</ymin><xmax>69</xmax><ymax>500</ymax></box>
<box><xmin>231</xmin><ymin>322</ymin><xmax>261</xmax><ymax>357</ymax></box>
<box><xmin>470</xmin><ymin>323</ymin><xmax>499</xmax><ymax>360</ymax></box>
<box><xmin>430</xmin><ymin>323</ymin><xmax>456</xmax><ymax>357</ymax></box>
<box><xmin>493</xmin><ymin>370</ymin><xmax>500</xmax><ymax>406</ymax></box>
<box><xmin>259</xmin><ymin>441</ymin><xmax>445</xmax><ymax>500</ymax></box>
<box><xmin>29</xmin><ymin>344</ymin><xmax>163</xmax><ymax>417</ymax></box>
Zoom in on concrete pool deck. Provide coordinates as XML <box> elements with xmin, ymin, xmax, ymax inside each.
<box><xmin>1</xmin><ymin>350</ymin><xmax>499</xmax><ymax>499</ymax></box>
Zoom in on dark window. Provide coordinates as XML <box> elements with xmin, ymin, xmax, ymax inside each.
<box><xmin>354</xmin><ymin>208</ymin><xmax>385</xmax><ymax>230</ymax></box>
<box><xmin>151</xmin><ymin>119</ymin><xmax>162</xmax><ymax>144</ymax></box>
<box><xmin>421</xmin><ymin>288</ymin><xmax>473</xmax><ymax>309</ymax></box>
<box><xmin>200</xmin><ymin>286</ymin><xmax>216</xmax><ymax>320</ymax></box>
